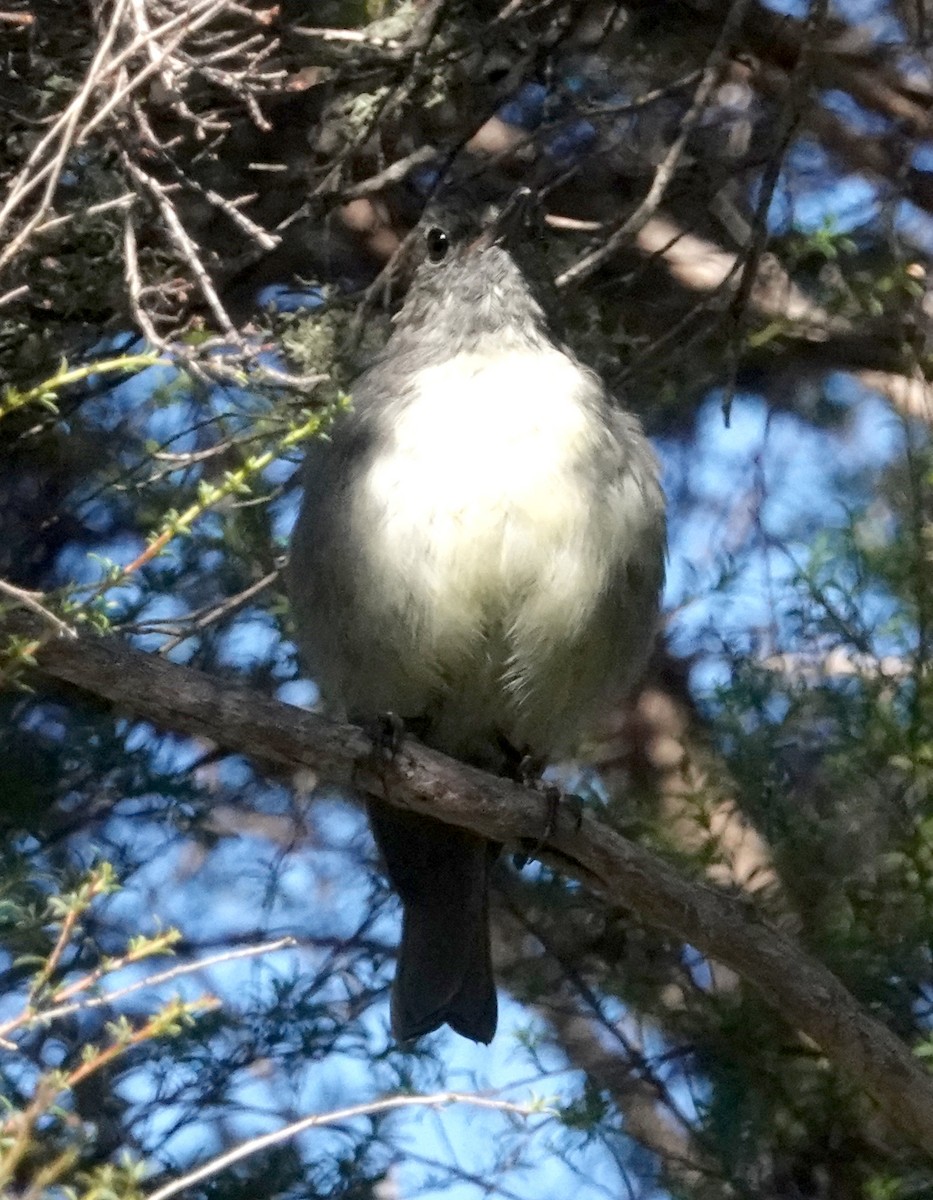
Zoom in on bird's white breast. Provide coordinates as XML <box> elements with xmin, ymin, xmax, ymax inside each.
<box><xmin>357</xmin><ymin>345</ymin><xmax>610</xmax><ymax>660</ymax></box>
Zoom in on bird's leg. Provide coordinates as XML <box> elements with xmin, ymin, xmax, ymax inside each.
<box><xmin>508</xmin><ymin>752</ymin><xmax>583</xmax><ymax>869</ymax></box>
<box><xmin>358</xmin><ymin>712</ymin><xmax>431</xmax><ymax>762</ymax></box>
<box><xmin>375</xmin><ymin>711</ymin><xmax>406</xmax><ymax>760</ymax></box>
<box><xmin>519</xmin><ymin>753</ymin><xmax>561</xmax><ymax>840</ymax></box>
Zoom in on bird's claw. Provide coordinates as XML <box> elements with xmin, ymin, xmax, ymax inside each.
<box><xmin>512</xmin><ymin>768</ymin><xmax>583</xmax><ymax>868</ymax></box>
<box><xmin>367</xmin><ymin>711</ymin><xmax>406</xmax><ymax>761</ymax></box>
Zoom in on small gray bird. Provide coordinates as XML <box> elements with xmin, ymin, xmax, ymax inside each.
<box><xmin>288</xmin><ymin>195</ymin><xmax>666</xmax><ymax>1044</ymax></box>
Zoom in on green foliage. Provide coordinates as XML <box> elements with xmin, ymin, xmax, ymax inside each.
<box><xmin>0</xmin><ymin>864</ymin><xmax>201</xmax><ymax>1199</ymax></box>
<box><xmin>1</xmin><ymin>354</ymin><xmax>167</xmax><ymax>423</ymax></box>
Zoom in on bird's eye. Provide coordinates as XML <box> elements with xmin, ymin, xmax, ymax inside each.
<box><xmin>425</xmin><ymin>226</ymin><xmax>450</xmax><ymax>263</ymax></box>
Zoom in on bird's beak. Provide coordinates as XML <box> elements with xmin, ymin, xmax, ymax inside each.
<box><xmin>469</xmin><ymin>187</ymin><xmax>534</xmax><ymax>252</ymax></box>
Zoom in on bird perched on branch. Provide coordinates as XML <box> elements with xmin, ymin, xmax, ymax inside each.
<box><xmin>288</xmin><ymin>190</ymin><xmax>666</xmax><ymax>1043</ymax></box>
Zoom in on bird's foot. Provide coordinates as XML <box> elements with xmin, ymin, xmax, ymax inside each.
<box><xmin>355</xmin><ymin>713</ymin><xmax>409</xmax><ymax>802</ymax></box>
<box><xmin>375</xmin><ymin>711</ymin><xmax>406</xmax><ymax>760</ymax></box>
<box><xmin>512</xmin><ymin>757</ymin><xmax>583</xmax><ymax>868</ymax></box>
<box><xmin>359</xmin><ymin>712</ymin><xmax>432</xmax><ymax>762</ymax></box>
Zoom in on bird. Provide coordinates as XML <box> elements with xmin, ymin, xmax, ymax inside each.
<box><xmin>287</xmin><ymin>190</ymin><xmax>666</xmax><ymax>1044</ymax></box>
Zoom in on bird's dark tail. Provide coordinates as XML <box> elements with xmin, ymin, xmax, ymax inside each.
<box><xmin>366</xmin><ymin>800</ymin><xmax>497</xmax><ymax>1044</ymax></box>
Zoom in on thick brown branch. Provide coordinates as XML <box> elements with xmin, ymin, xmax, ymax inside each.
<box><xmin>9</xmin><ymin>619</ymin><xmax>933</xmax><ymax>1156</ymax></box>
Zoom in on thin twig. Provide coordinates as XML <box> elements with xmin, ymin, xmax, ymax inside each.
<box><xmin>720</xmin><ymin>0</ymin><xmax>830</xmax><ymax>423</ymax></box>
<box><xmin>0</xmin><ymin>0</ymin><xmax>132</xmax><ymax>272</ymax></box>
<box><xmin>155</xmin><ymin>568</ymin><xmax>280</xmax><ymax>655</ymax></box>
<box><xmin>162</xmin><ymin>160</ymin><xmax>279</xmax><ymax>249</ymax></box>
<box><xmin>122</xmin><ymin>156</ymin><xmax>238</xmax><ymax>336</ymax></box>
<box><xmin>0</xmin><ymin>580</ymin><xmax>77</xmax><ymax>639</ymax></box>
<box><xmin>555</xmin><ymin>0</ymin><xmax>754</xmax><ymax>288</ymax></box>
<box><xmin>289</xmin><ymin>25</ymin><xmax>403</xmax><ymax>50</ymax></box>
<box><xmin>145</xmin><ymin>1092</ymin><xmax>545</xmax><ymax>1200</ymax></box>
<box><xmin>0</xmin><ymin>284</ymin><xmax>29</xmax><ymax>308</ymax></box>
<box><xmin>0</xmin><ymin>0</ymin><xmax>239</xmax><ymax>279</ymax></box>
<box><xmin>30</xmin><ymin>936</ymin><xmax>298</xmax><ymax>1030</ymax></box>
<box><xmin>340</xmin><ymin>145</ymin><xmax>439</xmax><ymax>200</ymax></box>
<box><xmin>32</xmin><ymin>192</ymin><xmax>136</xmax><ymax>237</ymax></box>
<box><xmin>124</xmin><ymin>213</ymin><xmax>167</xmax><ymax>348</ymax></box>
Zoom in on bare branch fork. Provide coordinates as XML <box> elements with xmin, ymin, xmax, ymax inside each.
<box><xmin>6</xmin><ymin>614</ymin><xmax>933</xmax><ymax>1156</ymax></box>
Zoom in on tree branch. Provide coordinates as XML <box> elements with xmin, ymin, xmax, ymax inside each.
<box><xmin>8</xmin><ymin>617</ymin><xmax>933</xmax><ymax>1155</ymax></box>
